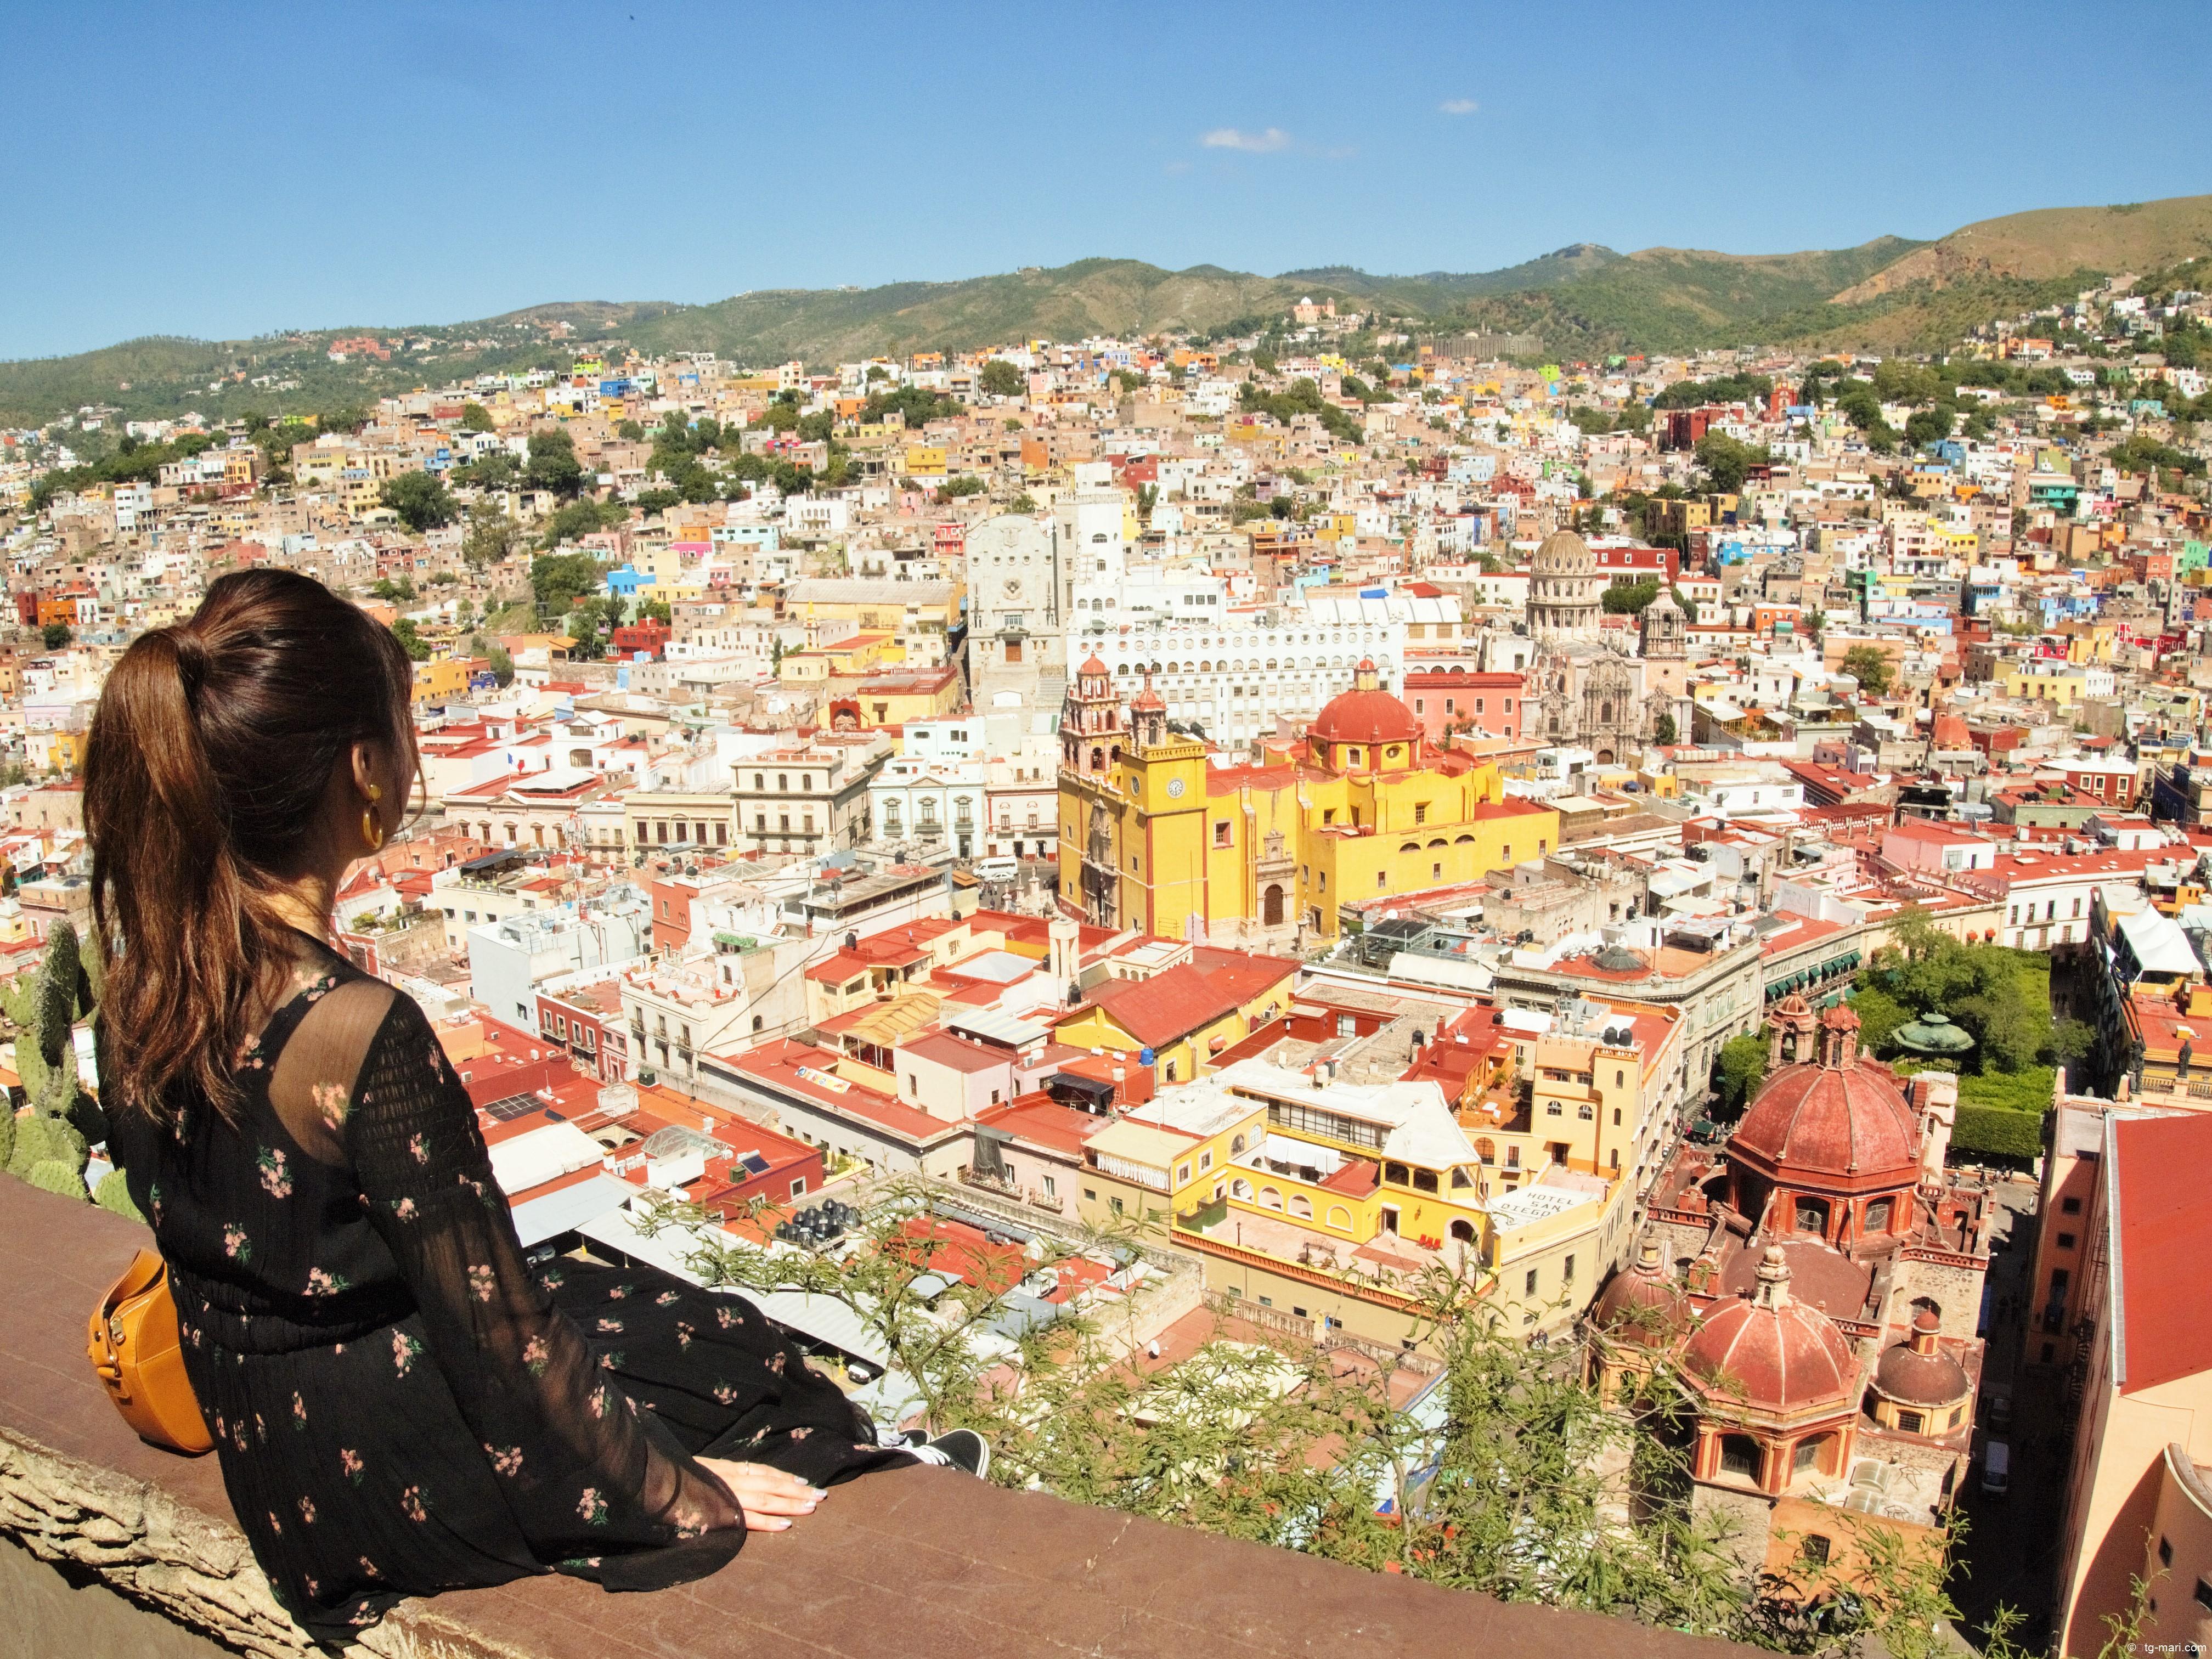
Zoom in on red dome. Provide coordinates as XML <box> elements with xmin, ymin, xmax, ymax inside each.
<box><xmin>1077</xmin><ymin>653</ymin><xmax>1109</xmax><ymax>678</ymax></box>
<box><xmin>1871</xmin><ymin>1310</ymin><xmax>1971</xmax><ymax>1408</ymax></box>
<box><xmin>1310</xmin><ymin>663</ymin><xmax>1419</xmax><ymax>749</ymax></box>
<box><xmin>1131</xmin><ymin>681</ymin><xmax>1165</xmax><ymax>712</ymax></box>
<box><xmin>1731</xmin><ymin>1058</ymin><xmax>1920</xmax><ymax>1184</ymax></box>
<box><xmin>1593</xmin><ymin>1241</ymin><xmax>1687</xmax><ymax>1347</ymax></box>
<box><xmin>1683</xmin><ymin>1248</ymin><xmax>1857</xmax><ymax>1413</ymax></box>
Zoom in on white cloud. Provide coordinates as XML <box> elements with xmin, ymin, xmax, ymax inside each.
<box><xmin>1200</xmin><ymin>126</ymin><xmax>1291</xmax><ymax>153</ymax></box>
<box><xmin>1438</xmin><ymin>98</ymin><xmax>1479</xmax><ymax>116</ymax></box>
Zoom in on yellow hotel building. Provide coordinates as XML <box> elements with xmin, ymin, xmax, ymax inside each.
<box><xmin>1057</xmin><ymin>658</ymin><xmax>1558</xmax><ymax>942</ymax></box>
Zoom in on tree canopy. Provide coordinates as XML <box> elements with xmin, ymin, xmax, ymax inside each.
<box><xmin>1239</xmin><ymin>377</ymin><xmax>1363</xmax><ymax>445</ymax></box>
<box><xmin>1839</xmin><ymin>645</ymin><xmax>1894</xmax><ymax>697</ymax></box>
<box><xmin>1692</xmin><ymin>431</ymin><xmax>1768</xmax><ymax>495</ymax></box>
<box><xmin>522</xmin><ymin>426</ymin><xmax>587</xmax><ymax>497</ymax></box>
<box><xmin>380</xmin><ymin>469</ymin><xmax>457</xmax><ymax>531</ymax></box>
<box><xmin>977</xmin><ymin>359</ymin><xmax>1025</xmax><ymax>398</ymax></box>
<box><xmin>529</xmin><ymin>551</ymin><xmax>603</xmax><ymax>617</ymax></box>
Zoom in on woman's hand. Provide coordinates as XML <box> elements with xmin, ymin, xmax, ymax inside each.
<box><xmin>697</xmin><ymin>1458</ymin><xmax>825</xmax><ymax>1532</ymax></box>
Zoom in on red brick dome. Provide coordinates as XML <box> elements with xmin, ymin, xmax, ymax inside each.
<box><xmin>1593</xmin><ymin>1240</ymin><xmax>1688</xmax><ymax>1347</ymax></box>
<box><xmin>1871</xmin><ymin>1310</ymin><xmax>1970</xmax><ymax>1409</ymax></box>
<box><xmin>1732</xmin><ymin>1020</ymin><xmax>1920</xmax><ymax>1185</ymax></box>
<box><xmin>1310</xmin><ymin>659</ymin><xmax>1418</xmax><ymax>749</ymax></box>
<box><xmin>1077</xmin><ymin>653</ymin><xmax>1109</xmax><ymax>678</ymax></box>
<box><xmin>1683</xmin><ymin>1247</ymin><xmax>1857</xmax><ymax>1413</ymax></box>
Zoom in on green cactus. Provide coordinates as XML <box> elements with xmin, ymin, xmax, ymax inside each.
<box><xmin>7</xmin><ymin>1112</ymin><xmax>86</xmax><ymax>1181</ymax></box>
<box><xmin>0</xmin><ymin>1105</ymin><xmax>13</xmax><ymax>1170</ymax></box>
<box><xmin>3</xmin><ymin>924</ymin><xmax>104</xmax><ymax>1200</ymax></box>
<box><xmin>93</xmin><ymin>1169</ymin><xmax>144</xmax><ymax>1222</ymax></box>
<box><xmin>0</xmin><ymin>975</ymin><xmax>37</xmax><ymax>1032</ymax></box>
<box><xmin>24</xmin><ymin>1159</ymin><xmax>87</xmax><ymax>1199</ymax></box>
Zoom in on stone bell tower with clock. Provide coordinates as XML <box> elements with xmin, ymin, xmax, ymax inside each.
<box><xmin>965</xmin><ymin>512</ymin><xmax>1063</xmax><ymax>713</ymax></box>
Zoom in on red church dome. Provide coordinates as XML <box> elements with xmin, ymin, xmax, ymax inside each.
<box><xmin>1593</xmin><ymin>1240</ymin><xmax>1688</xmax><ymax>1347</ymax></box>
<box><xmin>1871</xmin><ymin>1309</ymin><xmax>1971</xmax><ymax>1408</ymax></box>
<box><xmin>1310</xmin><ymin>659</ymin><xmax>1419</xmax><ymax>749</ymax></box>
<box><xmin>1683</xmin><ymin>1247</ymin><xmax>1857</xmax><ymax>1413</ymax></box>
<box><xmin>1077</xmin><ymin>653</ymin><xmax>1109</xmax><ymax>678</ymax></box>
<box><xmin>1732</xmin><ymin>1007</ymin><xmax>1920</xmax><ymax>1184</ymax></box>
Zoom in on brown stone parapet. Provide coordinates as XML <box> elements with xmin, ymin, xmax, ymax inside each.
<box><xmin>1</xmin><ymin>1180</ymin><xmax>1755</xmax><ymax>1659</ymax></box>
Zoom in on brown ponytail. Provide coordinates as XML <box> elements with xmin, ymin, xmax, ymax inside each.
<box><xmin>84</xmin><ymin>569</ymin><xmax>417</xmax><ymax>1121</ymax></box>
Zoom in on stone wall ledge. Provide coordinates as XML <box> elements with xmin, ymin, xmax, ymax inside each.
<box><xmin>2</xmin><ymin>1180</ymin><xmax>1747</xmax><ymax>1659</ymax></box>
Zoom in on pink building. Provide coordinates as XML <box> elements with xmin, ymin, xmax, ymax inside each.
<box><xmin>1402</xmin><ymin>669</ymin><xmax>1525</xmax><ymax>742</ymax></box>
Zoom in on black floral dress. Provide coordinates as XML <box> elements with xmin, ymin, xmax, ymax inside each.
<box><xmin>107</xmin><ymin>932</ymin><xmax>910</xmax><ymax>1639</ymax></box>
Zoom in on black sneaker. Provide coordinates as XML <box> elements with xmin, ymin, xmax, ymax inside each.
<box><xmin>905</xmin><ymin>1428</ymin><xmax>990</xmax><ymax>1479</ymax></box>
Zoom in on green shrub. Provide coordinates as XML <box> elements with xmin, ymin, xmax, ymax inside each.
<box><xmin>1956</xmin><ymin>1066</ymin><xmax>2055</xmax><ymax>1116</ymax></box>
<box><xmin>1950</xmin><ymin>1104</ymin><xmax>2044</xmax><ymax>1161</ymax></box>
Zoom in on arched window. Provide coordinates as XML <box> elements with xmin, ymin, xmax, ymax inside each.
<box><xmin>1794</xmin><ymin>1195</ymin><xmax>1830</xmax><ymax>1235</ymax></box>
<box><xmin>1449</xmin><ymin>1218</ymin><xmax>1476</xmax><ymax>1243</ymax></box>
<box><xmin>1230</xmin><ymin>1177</ymin><xmax>1252</xmax><ymax>1200</ymax></box>
<box><xmin>1289</xmin><ymin>1194</ymin><xmax>1313</xmax><ymax>1219</ymax></box>
<box><xmin>1718</xmin><ymin>1434</ymin><xmax>1762</xmax><ymax>1481</ymax></box>
<box><xmin>1427</xmin><ymin>838</ymin><xmax>1447</xmax><ymax>849</ymax></box>
<box><xmin>1326</xmin><ymin>1205</ymin><xmax>1352</xmax><ymax>1230</ymax></box>
<box><xmin>1231</xmin><ymin>1133</ymin><xmax>1246</xmax><ymax>1155</ymax></box>
<box><xmin>1259</xmin><ymin>1186</ymin><xmax>1284</xmax><ymax>1211</ymax></box>
<box><xmin>1864</xmin><ymin>1196</ymin><xmax>1894</xmax><ymax>1234</ymax></box>
<box><xmin>1577</xmin><ymin>1102</ymin><xmax>1594</xmax><ymax>1120</ymax></box>
<box><xmin>1474</xmin><ymin>1138</ymin><xmax>1495</xmax><ymax>1164</ymax></box>
<box><xmin>1792</xmin><ymin>1435</ymin><xmax>1830</xmax><ymax>1476</ymax></box>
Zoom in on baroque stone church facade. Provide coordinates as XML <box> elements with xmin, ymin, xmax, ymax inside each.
<box><xmin>1519</xmin><ymin>529</ymin><xmax>1691</xmax><ymax>761</ymax></box>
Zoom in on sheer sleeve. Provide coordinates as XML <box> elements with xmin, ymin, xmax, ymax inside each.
<box><xmin>344</xmin><ymin>992</ymin><xmax>746</xmax><ymax>1585</ymax></box>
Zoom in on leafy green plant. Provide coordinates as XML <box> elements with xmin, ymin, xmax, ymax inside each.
<box><xmin>634</xmin><ymin>1180</ymin><xmax>1957</xmax><ymax>1650</ymax></box>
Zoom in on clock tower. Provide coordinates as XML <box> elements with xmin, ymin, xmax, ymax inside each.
<box><xmin>967</xmin><ymin>512</ymin><xmax>1061</xmax><ymax>712</ymax></box>
<box><xmin>1120</xmin><ymin>674</ymin><xmax>1210</xmax><ymax>941</ymax></box>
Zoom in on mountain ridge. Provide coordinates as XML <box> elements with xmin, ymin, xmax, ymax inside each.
<box><xmin>5</xmin><ymin>190</ymin><xmax>2208</xmax><ymax>427</ymax></box>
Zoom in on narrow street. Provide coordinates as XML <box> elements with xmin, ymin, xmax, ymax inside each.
<box><xmin>1949</xmin><ymin>1176</ymin><xmax>2064</xmax><ymax>1652</ymax></box>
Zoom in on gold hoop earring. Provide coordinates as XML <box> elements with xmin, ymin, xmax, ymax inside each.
<box><xmin>362</xmin><ymin>783</ymin><xmax>385</xmax><ymax>853</ymax></box>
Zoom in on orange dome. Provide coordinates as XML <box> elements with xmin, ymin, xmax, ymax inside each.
<box><xmin>1683</xmin><ymin>1248</ymin><xmax>1857</xmax><ymax>1413</ymax></box>
<box><xmin>1871</xmin><ymin>1310</ymin><xmax>1971</xmax><ymax>1409</ymax></box>
<box><xmin>1732</xmin><ymin>1059</ymin><xmax>1920</xmax><ymax>1184</ymax></box>
<box><xmin>1593</xmin><ymin>1240</ymin><xmax>1687</xmax><ymax>1347</ymax></box>
<box><xmin>1077</xmin><ymin>653</ymin><xmax>1109</xmax><ymax>678</ymax></box>
<box><xmin>1310</xmin><ymin>660</ymin><xmax>1418</xmax><ymax>749</ymax></box>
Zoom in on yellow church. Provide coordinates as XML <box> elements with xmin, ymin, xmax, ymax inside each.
<box><xmin>1056</xmin><ymin>657</ymin><xmax>1559</xmax><ymax>944</ymax></box>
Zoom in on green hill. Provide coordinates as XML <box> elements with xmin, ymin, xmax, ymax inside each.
<box><xmin>613</xmin><ymin>258</ymin><xmax>1307</xmax><ymax>364</ymax></box>
<box><xmin>6</xmin><ymin>191</ymin><xmax>2210</xmax><ymax>427</ymax></box>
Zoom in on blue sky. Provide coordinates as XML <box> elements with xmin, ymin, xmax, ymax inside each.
<box><xmin>4</xmin><ymin>0</ymin><xmax>2208</xmax><ymax>358</ymax></box>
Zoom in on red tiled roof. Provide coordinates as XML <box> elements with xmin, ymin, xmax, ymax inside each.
<box><xmin>973</xmin><ymin>1097</ymin><xmax>1098</xmax><ymax>1157</ymax></box>
<box><xmin>903</xmin><ymin>1033</ymin><xmax>1009</xmax><ymax>1074</ymax></box>
<box><xmin>2113</xmin><ymin>1111</ymin><xmax>2212</xmax><ymax>1393</ymax></box>
<box><xmin>1733</xmin><ymin>1053</ymin><xmax>1920</xmax><ymax>1185</ymax></box>
<box><xmin>1077</xmin><ymin>963</ymin><xmax>1247</xmax><ymax>1048</ymax></box>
